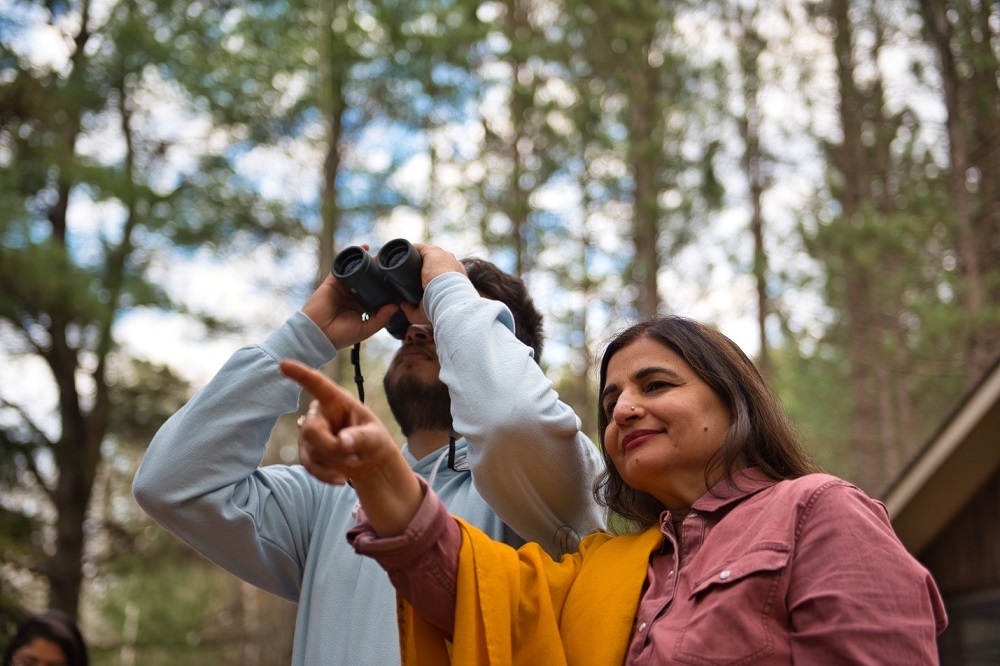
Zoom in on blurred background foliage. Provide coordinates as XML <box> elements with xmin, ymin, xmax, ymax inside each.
<box><xmin>1</xmin><ymin>0</ymin><xmax>998</xmax><ymax>662</ymax></box>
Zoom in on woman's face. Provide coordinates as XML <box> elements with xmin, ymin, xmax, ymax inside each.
<box><xmin>10</xmin><ymin>637</ymin><xmax>68</xmax><ymax>666</ymax></box>
<box><xmin>601</xmin><ymin>337</ymin><xmax>732</xmax><ymax>513</ymax></box>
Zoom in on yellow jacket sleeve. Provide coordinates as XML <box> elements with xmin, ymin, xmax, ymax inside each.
<box><xmin>398</xmin><ymin>517</ymin><xmax>664</xmax><ymax>665</ymax></box>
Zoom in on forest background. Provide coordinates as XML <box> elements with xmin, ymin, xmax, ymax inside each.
<box><xmin>1</xmin><ymin>0</ymin><xmax>998</xmax><ymax>663</ymax></box>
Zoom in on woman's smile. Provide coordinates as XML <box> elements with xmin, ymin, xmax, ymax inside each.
<box><xmin>621</xmin><ymin>429</ymin><xmax>661</xmax><ymax>453</ymax></box>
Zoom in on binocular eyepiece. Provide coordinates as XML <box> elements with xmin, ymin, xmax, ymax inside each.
<box><xmin>332</xmin><ymin>238</ymin><xmax>423</xmax><ymax>339</ymax></box>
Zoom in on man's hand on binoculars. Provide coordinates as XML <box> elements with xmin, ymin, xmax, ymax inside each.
<box><xmin>393</xmin><ymin>243</ymin><xmax>467</xmax><ymax>327</ymax></box>
<box><xmin>303</xmin><ymin>273</ymin><xmax>399</xmax><ymax>350</ymax></box>
<box><xmin>412</xmin><ymin>242</ymin><xmax>466</xmax><ymax>288</ymax></box>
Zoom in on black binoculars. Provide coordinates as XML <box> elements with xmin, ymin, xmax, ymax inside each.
<box><xmin>331</xmin><ymin>238</ymin><xmax>423</xmax><ymax>339</ymax></box>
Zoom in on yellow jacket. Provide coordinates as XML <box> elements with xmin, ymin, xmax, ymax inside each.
<box><xmin>398</xmin><ymin>517</ymin><xmax>664</xmax><ymax>665</ymax></box>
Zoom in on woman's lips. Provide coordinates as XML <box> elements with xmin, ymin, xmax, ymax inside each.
<box><xmin>622</xmin><ymin>430</ymin><xmax>659</xmax><ymax>453</ymax></box>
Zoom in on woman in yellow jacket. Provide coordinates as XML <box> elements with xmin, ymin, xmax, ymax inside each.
<box><xmin>283</xmin><ymin>316</ymin><xmax>947</xmax><ymax>665</ymax></box>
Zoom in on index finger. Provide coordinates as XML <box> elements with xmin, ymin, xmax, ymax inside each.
<box><xmin>279</xmin><ymin>360</ymin><xmax>359</xmax><ymax>424</ymax></box>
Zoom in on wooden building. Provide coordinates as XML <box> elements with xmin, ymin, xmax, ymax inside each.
<box><xmin>883</xmin><ymin>358</ymin><xmax>1000</xmax><ymax>665</ymax></box>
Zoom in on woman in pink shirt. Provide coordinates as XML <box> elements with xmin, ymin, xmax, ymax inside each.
<box><xmin>284</xmin><ymin>315</ymin><xmax>947</xmax><ymax>665</ymax></box>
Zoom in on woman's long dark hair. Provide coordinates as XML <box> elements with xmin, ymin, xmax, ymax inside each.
<box><xmin>2</xmin><ymin>610</ymin><xmax>89</xmax><ymax>666</ymax></box>
<box><xmin>594</xmin><ymin>316</ymin><xmax>821</xmax><ymax>532</ymax></box>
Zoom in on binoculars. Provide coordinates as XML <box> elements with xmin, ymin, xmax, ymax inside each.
<box><xmin>332</xmin><ymin>238</ymin><xmax>423</xmax><ymax>339</ymax></box>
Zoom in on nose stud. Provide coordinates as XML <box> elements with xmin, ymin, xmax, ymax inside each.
<box><xmin>630</xmin><ymin>406</ymin><xmax>636</xmax><ymax>412</ymax></box>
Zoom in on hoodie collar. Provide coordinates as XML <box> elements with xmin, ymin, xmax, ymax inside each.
<box><xmin>403</xmin><ymin>437</ymin><xmax>468</xmax><ymax>475</ymax></box>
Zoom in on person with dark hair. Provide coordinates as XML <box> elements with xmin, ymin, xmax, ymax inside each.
<box><xmin>283</xmin><ymin>314</ymin><xmax>948</xmax><ymax>665</ymax></box>
<box><xmin>132</xmin><ymin>241</ymin><xmax>603</xmax><ymax>665</ymax></box>
<box><xmin>3</xmin><ymin>610</ymin><xmax>88</xmax><ymax>666</ymax></box>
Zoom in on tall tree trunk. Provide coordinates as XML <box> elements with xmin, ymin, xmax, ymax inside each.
<box><xmin>44</xmin><ymin>0</ymin><xmax>96</xmax><ymax>621</ymax></box>
<box><xmin>918</xmin><ymin>0</ymin><xmax>1000</xmax><ymax>381</ymax></box>
<box><xmin>627</xmin><ymin>32</ymin><xmax>662</xmax><ymax>319</ymax></box>
<box><xmin>318</xmin><ymin>5</ymin><xmax>348</xmax><ymax>385</ymax></box>
<box><xmin>504</xmin><ymin>0</ymin><xmax>531</xmax><ymax>277</ymax></box>
<box><xmin>829</xmin><ymin>0</ymin><xmax>882</xmax><ymax>492</ymax></box>
<box><xmin>734</xmin><ymin>6</ymin><xmax>770</xmax><ymax>377</ymax></box>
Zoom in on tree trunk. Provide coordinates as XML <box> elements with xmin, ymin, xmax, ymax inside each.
<box><xmin>504</xmin><ymin>0</ymin><xmax>531</xmax><ymax>277</ymax></box>
<box><xmin>829</xmin><ymin>0</ymin><xmax>882</xmax><ymax>493</ymax></box>
<box><xmin>917</xmin><ymin>0</ymin><xmax>1000</xmax><ymax>381</ymax></box>
<box><xmin>318</xmin><ymin>5</ymin><xmax>348</xmax><ymax>386</ymax></box>
<box><xmin>734</xmin><ymin>6</ymin><xmax>770</xmax><ymax>377</ymax></box>
<box><xmin>627</xmin><ymin>35</ymin><xmax>662</xmax><ymax>319</ymax></box>
<box><xmin>43</xmin><ymin>0</ymin><xmax>97</xmax><ymax>620</ymax></box>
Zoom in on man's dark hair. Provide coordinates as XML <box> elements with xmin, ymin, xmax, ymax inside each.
<box><xmin>462</xmin><ymin>257</ymin><xmax>544</xmax><ymax>363</ymax></box>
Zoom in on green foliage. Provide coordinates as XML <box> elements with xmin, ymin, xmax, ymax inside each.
<box><xmin>769</xmin><ymin>339</ymin><xmax>854</xmax><ymax>478</ymax></box>
<box><xmin>108</xmin><ymin>360</ymin><xmax>192</xmax><ymax>446</ymax></box>
<box><xmin>87</xmin><ymin>530</ymin><xmax>248</xmax><ymax>666</ymax></box>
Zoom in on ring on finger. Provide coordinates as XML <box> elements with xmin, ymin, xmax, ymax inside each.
<box><xmin>297</xmin><ymin>405</ymin><xmax>321</xmax><ymax>428</ymax></box>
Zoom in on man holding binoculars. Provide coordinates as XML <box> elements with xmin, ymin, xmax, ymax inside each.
<box><xmin>133</xmin><ymin>240</ymin><xmax>604</xmax><ymax>665</ymax></box>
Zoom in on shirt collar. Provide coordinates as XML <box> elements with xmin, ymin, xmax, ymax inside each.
<box><xmin>690</xmin><ymin>467</ymin><xmax>776</xmax><ymax>513</ymax></box>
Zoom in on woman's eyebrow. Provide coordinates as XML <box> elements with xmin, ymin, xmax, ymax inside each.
<box><xmin>601</xmin><ymin>367</ymin><xmax>684</xmax><ymax>403</ymax></box>
<box><xmin>633</xmin><ymin>366</ymin><xmax>683</xmax><ymax>382</ymax></box>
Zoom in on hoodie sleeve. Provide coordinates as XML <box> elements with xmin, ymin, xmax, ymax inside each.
<box><xmin>131</xmin><ymin>311</ymin><xmax>338</xmax><ymax>600</ymax></box>
<box><xmin>424</xmin><ymin>272</ymin><xmax>606</xmax><ymax>556</ymax></box>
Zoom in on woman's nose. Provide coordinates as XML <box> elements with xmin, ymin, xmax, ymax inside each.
<box><xmin>613</xmin><ymin>396</ymin><xmax>641</xmax><ymax>423</ymax></box>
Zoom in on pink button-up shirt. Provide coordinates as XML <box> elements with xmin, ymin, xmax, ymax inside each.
<box><xmin>351</xmin><ymin>470</ymin><xmax>947</xmax><ymax>664</ymax></box>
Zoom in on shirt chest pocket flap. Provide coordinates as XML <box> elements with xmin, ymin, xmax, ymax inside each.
<box><xmin>690</xmin><ymin>542</ymin><xmax>791</xmax><ymax>598</ymax></box>
<box><xmin>677</xmin><ymin>542</ymin><xmax>791</xmax><ymax>665</ymax></box>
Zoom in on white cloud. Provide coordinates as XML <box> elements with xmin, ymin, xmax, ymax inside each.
<box><xmin>116</xmin><ymin>309</ymin><xmax>242</xmax><ymax>385</ymax></box>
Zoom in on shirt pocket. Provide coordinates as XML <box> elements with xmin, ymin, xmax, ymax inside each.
<box><xmin>675</xmin><ymin>542</ymin><xmax>790</xmax><ymax>666</ymax></box>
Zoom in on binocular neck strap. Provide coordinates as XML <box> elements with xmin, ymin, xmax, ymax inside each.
<box><xmin>447</xmin><ymin>431</ymin><xmax>460</xmax><ymax>471</ymax></box>
<box><xmin>350</xmin><ymin>343</ymin><xmax>365</xmax><ymax>403</ymax></box>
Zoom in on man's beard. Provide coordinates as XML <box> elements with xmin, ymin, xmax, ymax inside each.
<box><xmin>382</xmin><ymin>371</ymin><xmax>453</xmax><ymax>437</ymax></box>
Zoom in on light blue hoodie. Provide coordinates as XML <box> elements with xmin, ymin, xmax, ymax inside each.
<box><xmin>133</xmin><ymin>271</ymin><xmax>605</xmax><ymax>665</ymax></box>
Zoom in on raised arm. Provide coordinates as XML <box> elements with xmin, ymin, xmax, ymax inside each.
<box><xmin>420</xmin><ymin>258</ymin><xmax>605</xmax><ymax>554</ymax></box>
<box><xmin>132</xmin><ymin>261</ymin><xmax>398</xmax><ymax>599</ymax></box>
<box><xmin>131</xmin><ymin>312</ymin><xmax>340</xmax><ymax>598</ymax></box>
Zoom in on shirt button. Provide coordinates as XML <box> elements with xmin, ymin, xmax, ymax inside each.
<box><xmin>719</xmin><ymin>570</ymin><xmax>731</xmax><ymax>580</ymax></box>
<box><xmin>638</xmin><ymin>622</ymin><xmax>647</xmax><ymax>632</ymax></box>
